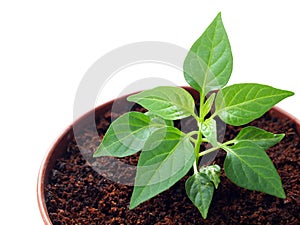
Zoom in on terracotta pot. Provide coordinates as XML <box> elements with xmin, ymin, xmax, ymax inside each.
<box><xmin>37</xmin><ymin>87</ymin><xmax>300</xmax><ymax>224</ymax></box>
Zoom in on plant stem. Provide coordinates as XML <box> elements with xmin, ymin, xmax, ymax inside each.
<box><xmin>194</xmin><ymin>129</ymin><xmax>202</xmax><ymax>167</ymax></box>
<box><xmin>223</xmin><ymin>139</ymin><xmax>237</xmax><ymax>146</ymax></box>
<box><xmin>188</xmin><ymin>131</ymin><xmax>199</xmax><ymax>137</ymax></box>
<box><xmin>193</xmin><ymin>161</ymin><xmax>198</xmax><ymax>174</ymax></box>
<box><xmin>199</xmin><ymin>145</ymin><xmax>220</xmax><ymax>156</ymax></box>
<box><xmin>199</xmin><ymin>140</ymin><xmax>237</xmax><ymax>157</ymax></box>
<box><xmin>193</xmin><ymin>91</ymin><xmax>207</xmax><ymax>173</ymax></box>
<box><xmin>190</xmin><ymin>137</ymin><xmax>197</xmax><ymax>144</ymax></box>
<box><xmin>209</xmin><ymin>111</ymin><xmax>218</xmax><ymax>121</ymax></box>
<box><xmin>199</xmin><ymin>90</ymin><xmax>206</xmax><ymax>121</ymax></box>
<box><xmin>192</xmin><ymin>112</ymin><xmax>199</xmax><ymax>122</ymax></box>
<box><xmin>202</xmin><ymin>138</ymin><xmax>209</xmax><ymax>143</ymax></box>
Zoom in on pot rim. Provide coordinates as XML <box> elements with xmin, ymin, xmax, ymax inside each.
<box><xmin>37</xmin><ymin>89</ymin><xmax>139</xmax><ymax>225</ymax></box>
<box><xmin>37</xmin><ymin>87</ymin><xmax>300</xmax><ymax>224</ymax></box>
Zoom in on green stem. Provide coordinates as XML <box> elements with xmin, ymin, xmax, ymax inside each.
<box><xmin>193</xmin><ymin>161</ymin><xmax>198</xmax><ymax>174</ymax></box>
<box><xmin>187</xmin><ymin>132</ymin><xmax>208</xmax><ymax>143</ymax></box>
<box><xmin>199</xmin><ymin>140</ymin><xmax>237</xmax><ymax>157</ymax></box>
<box><xmin>209</xmin><ymin>111</ymin><xmax>218</xmax><ymax>121</ymax></box>
<box><xmin>187</xmin><ymin>131</ymin><xmax>199</xmax><ymax>137</ymax></box>
<box><xmin>199</xmin><ymin>145</ymin><xmax>220</xmax><ymax>156</ymax></box>
<box><xmin>194</xmin><ymin>129</ymin><xmax>202</xmax><ymax>166</ymax></box>
<box><xmin>190</xmin><ymin>137</ymin><xmax>197</xmax><ymax>144</ymax></box>
<box><xmin>192</xmin><ymin>112</ymin><xmax>199</xmax><ymax>121</ymax></box>
<box><xmin>202</xmin><ymin>138</ymin><xmax>209</xmax><ymax>143</ymax></box>
<box><xmin>199</xmin><ymin>94</ymin><xmax>206</xmax><ymax>121</ymax></box>
<box><xmin>223</xmin><ymin>139</ymin><xmax>237</xmax><ymax>146</ymax></box>
<box><xmin>193</xmin><ymin>90</ymin><xmax>207</xmax><ymax>173</ymax></box>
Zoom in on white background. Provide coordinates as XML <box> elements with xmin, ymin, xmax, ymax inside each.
<box><xmin>1</xmin><ymin>1</ymin><xmax>299</xmax><ymax>224</ymax></box>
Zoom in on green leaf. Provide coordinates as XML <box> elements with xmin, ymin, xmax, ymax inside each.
<box><xmin>215</xmin><ymin>83</ymin><xmax>294</xmax><ymax>126</ymax></box>
<box><xmin>234</xmin><ymin>126</ymin><xmax>285</xmax><ymax>150</ymax></box>
<box><xmin>93</xmin><ymin>112</ymin><xmax>167</xmax><ymax>158</ymax></box>
<box><xmin>183</xmin><ymin>12</ymin><xmax>233</xmax><ymax>95</ymax></box>
<box><xmin>223</xmin><ymin>141</ymin><xmax>286</xmax><ymax>198</ymax></box>
<box><xmin>200</xmin><ymin>119</ymin><xmax>218</xmax><ymax>146</ymax></box>
<box><xmin>200</xmin><ymin>164</ymin><xmax>221</xmax><ymax>189</ymax></box>
<box><xmin>201</xmin><ymin>93</ymin><xmax>216</xmax><ymax>119</ymax></box>
<box><xmin>185</xmin><ymin>173</ymin><xmax>215</xmax><ymax>219</ymax></box>
<box><xmin>144</xmin><ymin>111</ymin><xmax>174</xmax><ymax>128</ymax></box>
<box><xmin>127</xmin><ymin>86</ymin><xmax>195</xmax><ymax>120</ymax></box>
<box><xmin>130</xmin><ymin>127</ymin><xmax>195</xmax><ymax>209</ymax></box>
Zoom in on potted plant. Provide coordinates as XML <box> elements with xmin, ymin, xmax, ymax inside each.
<box><xmin>38</xmin><ymin>13</ymin><xmax>299</xmax><ymax>224</ymax></box>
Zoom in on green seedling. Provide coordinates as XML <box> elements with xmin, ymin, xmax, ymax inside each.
<box><xmin>94</xmin><ymin>12</ymin><xmax>294</xmax><ymax>219</ymax></box>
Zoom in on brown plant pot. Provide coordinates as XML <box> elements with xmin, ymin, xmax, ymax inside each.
<box><xmin>37</xmin><ymin>87</ymin><xmax>300</xmax><ymax>224</ymax></box>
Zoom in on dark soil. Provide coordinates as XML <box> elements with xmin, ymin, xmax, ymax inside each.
<box><xmin>45</xmin><ymin>103</ymin><xmax>300</xmax><ymax>224</ymax></box>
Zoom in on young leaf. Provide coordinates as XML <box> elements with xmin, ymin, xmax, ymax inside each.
<box><xmin>127</xmin><ymin>86</ymin><xmax>195</xmax><ymax>120</ymax></box>
<box><xmin>201</xmin><ymin>93</ymin><xmax>216</xmax><ymax>119</ymax></box>
<box><xmin>200</xmin><ymin>119</ymin><xmax>218</xmax><ymax>147</ymax></box>
<box><xmin>93</xmin><ymin>112</ymin><xmax>166</xmax><ymax>158</ymax></box>
<box><xmin>234</xmin><ymin>126</ymin><xmax>285</xmax><ymax>150</ymax></box>
<box><xmin>215</xmin><ymin>83</ymin><xmax>294</xmax><ymax>126</ymax></box>
<box><xmin>185</xmin><ymin>173</ymin><xmax>215</xmax><ymax>219</ymax></box>
<box><xmin>183</xmin><ymin>12</ymin><xmax>233</xmax><ymax>95</ymax></box>
<box><xmin>199</xmin><ymin>164</ymin><xmax>221</xmax><ymax>189</ymax></box>
<box><xmin>223</xmin><ymin>141</ymin><xmax>286</xmax><ymax>198</ymax></box>
<box><xmin>130</xmin><ymin>127</ymin><xmax>195</xmax><ymax>209</ymax></box>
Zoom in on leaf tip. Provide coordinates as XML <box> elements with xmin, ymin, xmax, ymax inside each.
<box><xmin>93</xmin><ymin>147</ymin><xmax>101</xmax><ymax>158</ymax></box>
<box><xmin>196</xmin><ymin>205</ymin><xmax>209</xmax><ymax>219</ymax></box>
<box><xmin>276</xmin><ymin>133</ymin><xmax>285</xmax><ymax>141</ymax></box>
<box><xmin>129</xmin><ymin>198</ymin><xmax>139</xmax><ymax>210</ymax></box>
<box><xmin>280</xmin><ymin>89</ymin><xmax>294</xmax><ymax>99</ymax></box>
<box><xmin>276</xmin><ymin>186</ymin><xmax>286</xmax><ymax>199</ymax></box>
<box><xmin>287</xmin><ymin>90</ymin><xmax>295</xmax><ymax>97</ymax></box>
<box><xmin>279</xmin><ymin>192</ymin><xmax>287</xmax><ymax>199</ymax></box>
<box><xmin>128</xmin><ymin>204</ymin><xmax>135</xmax><ymax>210</ymax></box>
<box><xmin>93</xmin><ymin>150</ymin><xmax>105</xmax><ymax>158</ymax></box>
<box><xmin>93</xmin><ymin>145</ymin><xmax>110</xmax><ymax>158</ymax></box>
<box><xmin>214</xmin><ymin>12</ymin><xmax>223</xmax><ymax>23</ymax></box>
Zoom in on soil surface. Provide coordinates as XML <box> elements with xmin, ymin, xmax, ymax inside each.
<box><xmin>45</xmin><ymin>103</ymin><xmax>300</xmax><ymax>224</ymax></box>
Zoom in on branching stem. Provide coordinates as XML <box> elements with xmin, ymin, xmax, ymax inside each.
<box><xmin>194</xmin><ymin>129</ymin><xmax>202</xmax><ymax>169</ymax></box>
<box><xmin>198</xmin><ymin>140</ymin><xmax>237</xmax><ymax>157</ymax></box>
<box><xmin>199</xmin><ymin>145</ymin><xmax>220</xmax><ymax>157</ymax></box>
<box><xmin>193</xmin><ymin>91</ymin><xmax>207</xmax><ymax>173</ymax></box>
